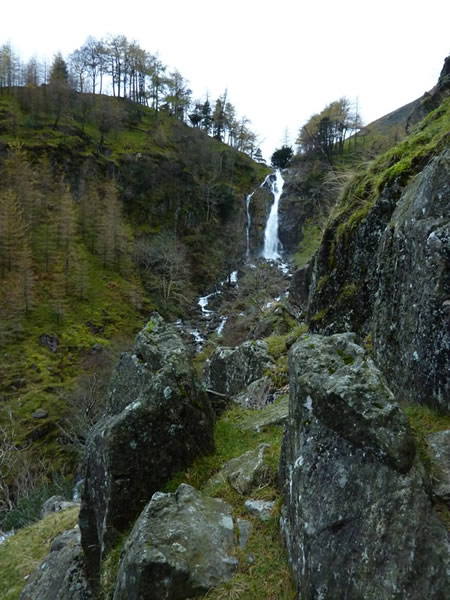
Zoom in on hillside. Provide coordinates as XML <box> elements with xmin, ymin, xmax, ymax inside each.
<box><xmin>0</xmin><ymin>87</ymin><xmax>268</xmax><ymax>510</ymax></box>
<box><xmin>1</xmin><ymin>56</ymin><xmax>449</xmax><ymax>600</ymax></box>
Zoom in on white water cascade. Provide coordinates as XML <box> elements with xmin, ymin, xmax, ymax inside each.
<box><xmin>246</xmin><ymin>174</ymin><xmax>272</xmax><ymax>257</ymax></box>
<box><xmin>262</xmin><ymin>170</ymin><xmax>285</xmax><ymax>260</ymax></box>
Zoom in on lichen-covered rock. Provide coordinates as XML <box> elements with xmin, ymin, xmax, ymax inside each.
<box><xmin>371</xmin><ymin>151</ymin><xmax>450</xmax><ymax>412</ymax></box>
<box><xmin>286</xmin><ymin>333</ymin><xmax>415</xmax><ymax>472</ymax></box>
<box><xmin>244</xmin><ymin>499</ymin><xmax>275</xmax><ymax>521</ymax></box>
<box><xmin>206</xmin><ymin>443</ymin><xmax>270</xmax><ymax>495</ymax></box>
<box><xmin>79</xmin><ymin>314</ymin><xmax>214</xmax><ymax>585</ymax></box>
<box><xmin>204</xmin><ymin>340</ymin><xmax>274</xmax><ymax>397</ymax></box>
<box><xmin>279</xmin><ymin>333</ymin><xmax>449</xmax><ymax>600</ymax></box>
<box><xmin>306</xmin><ymin>146</ymin><xmax>450</xmax><ymax>413</ymax></box>
<box><xmin>19</xmin><ymin>527</ymin><xmax>92</xmax><ymax>600</ymax></box>
<box><xmin>113</xmin><ymin>484</ymin><xmax>238</xmax><ymax>600</ymax></box>
<box><xmin>427</xmin><ymin>430</ymin><xmax>450</xmax><ymax>504</ymax></box>
<box><xmin>40</xmin><ymin>495</ymin><xmax>79</xmax><ymax>519</ymax></box>
<box><xmin>234</xmin><ymin>376</ymin><xmax>275</xmax><ymax>408</ymax></box>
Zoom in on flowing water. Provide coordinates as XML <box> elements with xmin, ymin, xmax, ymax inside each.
<box><xmin>245</xmin><ymin>174</ymin><xmax>272</xmax><ymax>258</ymax></box>
<box><xmin>262</xmin><ymin>170</ymin><xmax>285</xmax><ymax>260</ymax></box>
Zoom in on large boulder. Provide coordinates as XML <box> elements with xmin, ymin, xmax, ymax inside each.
<box><xmin>113</xmin><ymin>484</ymin><xmax>238</xmax><ymax>600</ymax></box>
<box><xmin>19</xmin><ymin>527</ymin><xmax>92</xmax><ymax>600</ymax></box>
<box><xmin>279</xmin><ymin>333</ymin><xmax>449</xmax><ymax>600</ymax></box>
<box><xmin>204</xmin><ymin>340</ymin><xmax>274</xmax><ymax>397</ymax></box>
<box><xmin>79</xmin><ymin>314</ymin><xmax>214</xmax><ymax>585</ymax></box>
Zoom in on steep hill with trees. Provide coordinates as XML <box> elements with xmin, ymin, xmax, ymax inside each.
<box><xmin>0</xmin><ymin>64</ymin><xmax>268</xmax><ymax>521</ymax></box>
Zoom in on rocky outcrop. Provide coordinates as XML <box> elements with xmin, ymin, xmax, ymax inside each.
<box><xmin>204</xmin><ymin>340</ymin><xmax>274</xmax><ymax>397</ymax></box>
<box><xmin>19</xmin><ymin>527</ymin><xmax>92</xmax><ymax>600</ymax></box>
<box><xmin>113</xmin><ymin>484</ymin><xmax>238</xmax><ymax>600</ymax></box>
<box><xmin>79</xmin><ymin>314</ymin><xmax>214</xmax><ymax>585</ymax></box>
<box><xmin>371</xmin><ymin>151</ymin><xmax>450</xmax><ymax>412</ymax></box>
<box><xmin>407</xmin><ymin>54</ymin><xmax>450</xmax><ymax>132</ymax></box>
<box><xmin>279</xmin><ymin>333</ymin><xmax>449</xmax><ymax>600</ymax></box>
<box><xmin>307</xmin><ymin>147</ymin><xmax>450</xmax><ymax>412</ymax></box>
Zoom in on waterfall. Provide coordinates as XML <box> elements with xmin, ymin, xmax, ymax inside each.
<box><xmin>245</xmin><ymin>173</ymin><xmax>272</xmax><ymax>258</ymax></box>
<box><xmin>262</xmin><ymin>170</ymin><xmax>285</xmax><ymax>260</ymax></box>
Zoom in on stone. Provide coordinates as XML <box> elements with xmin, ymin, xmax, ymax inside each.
<box><xmin>19</xmin><ymin>527</ymin><xmax>92</xmax><ymax>600</ymax></box>
<box><xmin>39</xmin><ymin>333</ymin><xmax>58</xmax><ymax>353</ymax></box>
<box><xmin>40</xmin><ymin>495</ymin><xmax>79</xmax><ymax>519</ymax></box>
<box><xmin>32</xmin><ymin>409</ymin><xmax>48</xmax><ymax>419</ymax></box>
<box><xmin>79</xmin><ymin>314</ymin><xmax>215</xmax><ymax>586</ymax></box>
<box><xmin>206</xmin><ymin>444</ymin><xmax>271</xmax><ymax>496</ymax></box>
<box><xmin>113</xmin><ymin>484</ymin><xmax>238</xmax><ymax>600</ymax></box>
<box><xmin>279</xmin><ymin>333</ymin><xmax>449</xmax><ymax>600</ymax></box>
<box><xmin>427</xmin><ymin>430</ymin><xmax>450</xmax><ymax>504</ymax></box>
<box><xmin>235</xmin><ymin>376</ymin><xmax>275</xmax><ymax>408</ymax></box>
<box><xmin>237</xmin><ymin>519</ymin><xmax>252</xmax><ymax>550</ymax></box>
<box><xmin>244</xmin><ymin>499</ymin><xmax>275</xmax><ymax>522</ymax></box>
<box><xmin>238</xmin><ymin>394</ymin><xmax>289</xmax><ymax>432</ymax></box>
<box><xmin>289</xmin><ymin>332</ymin><xmax>415</xmax><ymax>473</ymax></box>
<box><xmin>204</xmin><ymin>340</ymin><xmax>274</xmax><ymax>397</ymax></box>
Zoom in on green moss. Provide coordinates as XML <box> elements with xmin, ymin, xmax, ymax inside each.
<box><xmin>337</xmin><ymin>283</ymin><xmax>358</xmax><ymax>304</ymax></box>
<box><xmin>0</xmin><ymin>507</ymin><xmax>79</xmax><ymax>600</ymax></box>
<box><xmin>403</xmin><ymin>404</ymin><xmax>450</xmax><ymax>475</ymax></box>
<box><xmin>264</xmin><ymin>335</ymin><xmax>287</xmax><ymax>360</ymax></box>
<box><xmin>293</xmin><ymin>222</ymin><xmax>323</xmax><ymax>268</ymax></box>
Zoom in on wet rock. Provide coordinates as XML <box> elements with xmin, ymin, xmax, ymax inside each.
<box><xmin>244</xmin><ymin>499</ymin><xmax>275</xmax><ymax>521</ymax></box>
<box><xmin>206</xmin><ymin>444</ymin><xmax>270</xmax><ymax>495</ymax></box>
<box><xmin>113</xmin><ymin>484</ymin><xmax>238</xmax><ymax>600</ymax></box>
<box><xmin>39</xmin><ymin>333</ymin><xmax>58</xmax><ymax>352</ymax></box>
<box><xmin>40</xmin><ymin>496</ymin><xmax>79</xmax><ymax>519</ymax></box>
<box><xmin>204</xmin><ymin>340</ymin><xmax>274</xmax><ymax>397</ymax></box>
<box><xmin>279</xmin><ymin>333</ymin><xmax>449</xmax><ymax>600</ymax></box>
<box><xmin>427</xmin><ymin>430</ymin><xmax>450</xmax><ymax>504</ymax></box>
<box><xmin>19</xmin><ymin>527</ymin><xmax>92</xmax><ymax>600</ymax></box>
<box><xmin>79</xmin><ymin>314</ymin><xmax>214</xmax><ymax>585</ymax></box>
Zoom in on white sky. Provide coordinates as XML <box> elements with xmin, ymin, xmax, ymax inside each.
<box><xmin>2</xmin><ymin>1</ymin><xmax>449</xmax><ymax>160</ymax></box>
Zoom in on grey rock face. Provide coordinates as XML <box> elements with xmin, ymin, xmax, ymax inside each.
<box><xmin>113</xmin><ymin>484</ymin><xmax>238</xmax><ymax>600</ymax></box>
<box><xmin>306</xmin><ymin>149</ymin><xmax>450</xmax><ymax>413</ymax></box>
<box><xmin>372</xmin><ymin>151</ymin><xmax>450</xmax><ymax>412</ymax></box>
<box><xmin>279</xmin><ymin>333</ymin><xmax>449</xmax><ymax>600</ymax></box>
<box><xmin>204</xmin><ymin>340</ymin><xmax>274</xmax><ymax>397</ymax></box>
<box><xmin>19</xmin><ymin>527</ymin><xmax>92</xmax><ymax>600</ymax></box>
<box><xmin>427</xmin><ymin>430</ymin><xmax>450</xmax><ymax>504</ymax></box>
<box><xmin>79</xmin><ymin>314</ymin><xmax>214</xmax><ymax>584</ymax></box>
<box><xmin>206</xmin><ymin>443</ymin><xmax>270</xmax><ymax>495</ymax></box>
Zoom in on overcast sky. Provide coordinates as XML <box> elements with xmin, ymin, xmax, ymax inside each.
<box><xmin>2</xmin><ymin>1</ymin><xmax>449</xmax><ymax>160</ymax></box>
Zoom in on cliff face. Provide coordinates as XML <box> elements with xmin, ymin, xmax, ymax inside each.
<box><xmin>304</xmin><ymin>96</ymin><xmax>450</xmax><ymax>412</ymax></box>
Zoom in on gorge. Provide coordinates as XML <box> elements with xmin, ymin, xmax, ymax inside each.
<box><xmin>0</xmin><ymin>53</ymin><xmax>449</xmax><ymax>600</ymax></box>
